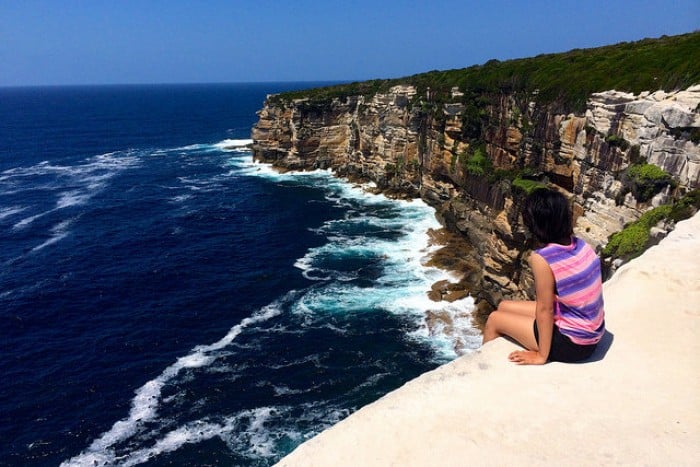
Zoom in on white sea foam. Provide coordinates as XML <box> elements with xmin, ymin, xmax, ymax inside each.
<box><xmin>345</xmin><ymin>372</ymin><xmax>391</xmax><ymax>396</ymax></box>
<box><xmin>62</xmin><ymin>298</ymin><xmax>286</xmax><ymax>467</ymax></box>
<box><xmin>169</xmin><ymin>194</ymin><xmax>193</xmax><ymax>203</ymax></box>
<box><xmin>92</xmin><ymin>406</ymin><xmax>291</xmax><ymax>467</ymax></box>
<box><xmin>1</xmin><ymin>152</ymin><xmax>139</xmax><ymax>182</ymax></box>
<box><xmin>0</xmin><ymin>206</ymin><xmax>27</xmax><ymax>221</ymax></box>
<box><xmin>177</xmin><ymin>175</ymin><xmax>223</xmax><ymax>193</ymax></box>
<box><xmin>273</xmin><ymin>385</ymin><xmax>307</xmax><ymax>396</ymax></box>
<box><xmin>245</xmin><ymin>156</ymin><xmax>478</xmax><ymax>359</ymax></box>
<box><xmin>218</xmin><ymin>403</ymin><xmax>349</xmax><ymax>460</ymax></box>
<box><xmin>173</xmin><ymin>139</ymin><xmax>252</xmax><ymax>153</ymax></box>
<box><xmin>174</xmin><ymin>143</ymin><xmax>210</xmax><ymax>151</ymax></box>
<box><xmin>230</xmin><ymin>153</ymin><xmax>337</xmax><ymax>179</ymax></box>
<box><xmin>65</xmin><ymin>405</ymin><xmax>299</xmax><ymax>467</ymax></box>
<box><xmin>56</xmin><ymin>190</ymin><xmax>92</xmax><ymax>209</ymax></box>
<box><xmin>264</xmin><ymin>352</ymin><xmax>325</xmax><ymax>371</ymax></box>
<box><xmin>213</xmin><ymin>138</ymin><xmax>253</xmax><ymax>151</ymax></box>
<box><xmin>236</xmin><ymin>160</ymin><xmax>282</xmax><ymax>177</ymax></box>
<box><xmin>68</xmin><ymin>386</ymin><xmax>355</xmax><ymax>465</ymax></box>
<box><xmin>119</xmin><ymin>419</ymin><xmax>230</xmax><ymax>467</ymax></box>
<box><xmin>13</xmin><ymin>212</ymin><xmax>49</xmax><ymax>230</ymax></box>
<box><xmin>66</xmin><ymin>418</ymin><xmax>228</xmax><ymax>467</ymax></box>
<box><xmin>243</xmin><ymin>407</ymin><xmax>279</xmax><ymax>456</ymax></box>
<box><xmin>31</xmin><ymin>219</ymin><xmax>74</xmax><ymax>252</ymax></box>
<box><xmin>6</xmin><ymin>151</ymin><xmax>141</xmax><ymax>235</ymax></box>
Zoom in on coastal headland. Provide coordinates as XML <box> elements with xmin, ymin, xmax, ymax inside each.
<box><xmin>250</xmin><ymin>32</ymin><xmax>700</xmax><ymax>464</ymax></box>
<box><xmin>252</xmin><ymin>32</ymin><xmax>700</xmax><ymax>323</ymax></box>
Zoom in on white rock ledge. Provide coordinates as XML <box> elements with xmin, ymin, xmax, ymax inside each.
<box><xmin>276</xmin><ymin>212</ymin><xmax>700</xmax><ymax>466</ymax></box>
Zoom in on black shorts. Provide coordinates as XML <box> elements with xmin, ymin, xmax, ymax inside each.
<box><xmin>533</xmin><ymin>320</ymin><xmax>597</xmax><ymax>363</ymax></box>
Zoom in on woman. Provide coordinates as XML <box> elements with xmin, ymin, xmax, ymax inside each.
<box><xmin>482</xmin><ymin>188</ymin><xmax>605</xmax><ymax>364</ymax></box>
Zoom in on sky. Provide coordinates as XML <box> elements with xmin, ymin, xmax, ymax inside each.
<box><xmin>1</xmin><ymin>0</ymin><xmax>698</xmax><ymax>87</ymax></box>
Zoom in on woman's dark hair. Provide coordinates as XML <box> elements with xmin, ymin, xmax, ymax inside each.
<box><xmin>522</xmin><ymin>188</ymin><xmax>573</xmax><ymax>244</ymax></box>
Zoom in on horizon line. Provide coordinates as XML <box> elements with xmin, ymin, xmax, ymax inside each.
<box><xmin>0</xmin><ymin>80</ymin><xmax>361</xmax><ymax>90</ymax></box>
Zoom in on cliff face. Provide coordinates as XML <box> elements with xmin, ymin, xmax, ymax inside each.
<box><xmin>252</xmin><ymin>85</ymin><xmax>700</xmax><ymax>313</ymax></box>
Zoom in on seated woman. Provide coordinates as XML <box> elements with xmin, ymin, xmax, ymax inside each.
<box><xmin>482</xmin><ymin>188</ymin><xmax>605</xmax><ymax>364</ymax></box>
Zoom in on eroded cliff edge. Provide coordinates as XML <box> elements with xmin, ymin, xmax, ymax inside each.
<box><xmin>251</xmin><ymin>36</ymin><xmax>700</xmax><ymax>322</ymax></box>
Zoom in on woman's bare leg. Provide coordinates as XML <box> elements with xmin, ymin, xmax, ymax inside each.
<box><xmin>497</xmin><ymin>300</ymin><xmax>536</xmax><ymax>317</ymax></box>
<box><xmin>482</xmin><ymin>300</ymin><xmax>538</xmax><ymax>350</ymax></box>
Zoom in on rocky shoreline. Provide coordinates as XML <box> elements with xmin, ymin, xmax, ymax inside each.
<box><xmin>252</xmin><ymin>158</ymin><xmax>485</xmax><ymax>353</ymax></box>
<box><xmin>422</xmin><ymin>227</ymin><xmax>482</xmax><ymax>353</ymax></box>
<box><xmin>252</xmin><ymin>84</ymin><xmax>700</xmax><ymax>321</ymax></box>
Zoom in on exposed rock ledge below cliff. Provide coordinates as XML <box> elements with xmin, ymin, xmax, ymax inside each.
<box><xmin>275</xmin><ymin>212</ymin><xmax>700</xmax><ymax>466</ymax></box>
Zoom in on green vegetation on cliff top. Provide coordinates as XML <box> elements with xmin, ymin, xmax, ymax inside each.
<box><xmin>271</xmin><ymin>32</ymin><xmax>700</xmax><ymax>110</ymax></box>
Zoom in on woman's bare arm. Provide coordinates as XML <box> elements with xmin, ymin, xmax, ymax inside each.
<box><xmin>509</xmin><ymin>252</ymin><xmax>556</xmax><ymax>365</ymax></box>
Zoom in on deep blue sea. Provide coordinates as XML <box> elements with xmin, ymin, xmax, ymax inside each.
<box><xmin>0</xmin><ymin>83</ymin><xmax>479</xmax><ymax>466</ymax></box>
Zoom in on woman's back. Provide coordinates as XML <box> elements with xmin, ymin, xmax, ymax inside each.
<box><xmin>535</xmin><ymin>237</ymin><xmax>605</xmax><ymax>345</ymax></box>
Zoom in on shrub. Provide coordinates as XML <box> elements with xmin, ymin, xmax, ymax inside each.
<box><xmin>463</xmin><ymin>147</ymin><xmax>492</xmax><ymax>176</ymax></box>
<box><xmin>627</xmin><ymin>163</ymin><xmax>673</xmax><ymax>202</ymax></box>
<box><xmin>585</xmin><ymin>125</ymin><xmax>599</xmax><ymax>136</ymax></box>
<box><xmin>603</xmin><ymin>224</ymin><xmax>649</xmax><ymax>258</ymax></box>
<box><xmin>669</xmin><ymin>127</ymin><xmax>700</xmax><ymax>144</ymax></box>
<box><xmin>603</xmin><ymin>205</ymin><xmax>667</xmax><ymax>259</ymax></box>
<box><xmin>637</xmin><ymin>205</ymin><xmax>672</xmax><ymax>228</ymax></box>
<box><xmin>509</xmin><ymin>106</ymin><xmax>521</xmax><ymax>126</ymax></box>
<box><xmin>604</xmin><ymin>190</ymin><xmax>700</xmax><ymax>261</ymax></box>
<box><xmin>460</xmin><ymin>102</ymin><xmax>484</xmax><ymax>139</ymax></box>
<box><xmin>628</xmin><ymin>163</ymin><xmax>669</xmax><ymax>181</ymax></box>
<box><xmin>456</xmin><ymin>147</ymin><xmax>492</xmax><ymax>176</ymax></box>
<box><xmin>606</xmin><ymin>134</ymin><xmax>630</xmax><ymax>150</ymax></box>
<box><xmin>668</xmin><ymin>189</ymin><xmax>700</xmax><ymax>222</ymax></box>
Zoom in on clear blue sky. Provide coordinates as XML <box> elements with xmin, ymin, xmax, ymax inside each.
<box><xmin>1</xmin><ymin>0</ymin><xmax>698</xmax><ymax>87</ymax></box>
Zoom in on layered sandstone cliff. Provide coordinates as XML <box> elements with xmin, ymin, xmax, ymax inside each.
<box><xmin>252</xmin><ymin>84</ymin><xmax>700</xmax><ymax>317</ymax></box>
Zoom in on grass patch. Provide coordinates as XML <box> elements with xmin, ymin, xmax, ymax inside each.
<box><xmin>512</xmin><ymin>178</ymin><xmax>547</xmax><ymax>195</ymax></box>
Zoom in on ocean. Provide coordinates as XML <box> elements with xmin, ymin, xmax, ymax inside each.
<box><xmin>0</xmin><ymin>83</ymin><xmax>479</xmax><ymax>466</ymax></box>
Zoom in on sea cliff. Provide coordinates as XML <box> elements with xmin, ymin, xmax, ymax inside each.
<box><xmin>252</xmin><ymin>33</ymin><xmax>700</xmax><ymax>322</ymax></box>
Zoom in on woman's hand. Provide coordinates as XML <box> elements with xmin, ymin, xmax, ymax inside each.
<box><xmin>508</xmin><ymin>350</ymin><xmax>547</xmax><ymax>365</ymax></box>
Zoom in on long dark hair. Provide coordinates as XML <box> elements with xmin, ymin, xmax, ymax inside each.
<box><xmin>522</xmin><ymin>189</ymin><xmax>573</xmax><ymax>245</ymax></box>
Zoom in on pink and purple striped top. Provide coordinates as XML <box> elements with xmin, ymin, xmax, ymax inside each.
<box><xmin>535</xmin><ymin>237</ymin><xmax>606</xmax><ymax>345</ymax></box>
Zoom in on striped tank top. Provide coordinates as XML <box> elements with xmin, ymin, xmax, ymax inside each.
<box><xmin>535</xmin><ymin>237</ymin><xmax>605</xmax><ymax>345</ymax></box>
